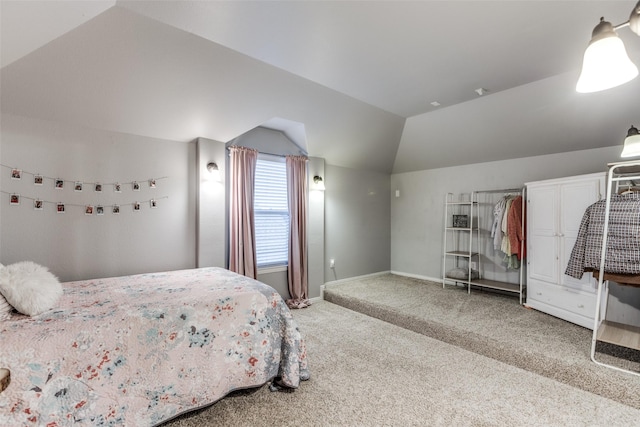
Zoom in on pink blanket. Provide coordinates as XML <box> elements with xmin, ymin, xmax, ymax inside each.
<box><xmin>0</xmin><ymin>267</ymin><xmax>309</xmax><ymax>426</ymax></box>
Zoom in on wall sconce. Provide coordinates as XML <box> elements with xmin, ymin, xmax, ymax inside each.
<box><xmin>313</xmin><ymin>175</ymin><xmax>325</xmax><ymax>191</ymax></box>
<box><xmin>621</xmin><ymin>125</ymin><xmax>640</xmax><ymax>157</ymax></box>
<box><xmin>576</xmin><ymin>1</ymin><xmax>640</xmax><ymax>93</ymax></box>
<box><xmin>207</xmin><ymin>162</ymin><xmax>221</xmax><ymax>182</ymax></box>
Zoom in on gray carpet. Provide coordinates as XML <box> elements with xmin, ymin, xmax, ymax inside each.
<box><xmin>164</xmin><ymin>276</ymin><xmax>640</xmax><ymax>426</ymax></box>
<box><xmin>324</xmin><ymin>273</ymin><xmax>640</xmax><ymax>409</ymax></box>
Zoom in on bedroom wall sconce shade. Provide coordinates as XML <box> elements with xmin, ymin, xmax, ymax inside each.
<box><xmin>621</xmin><ymin>125</ymin><xmax>640</xmax><ymax>157</ymax></box>
<box><xmin>312</xmin><ymin>175</ymin><xmax>325</xmax><ymax>191</ymax></box>
<box><xmin>576</xmin><ymin>2</ymin><xmax>640</xmax><ymax>93</ymax></box>
<box><xmin>206</xmin><ymin>162</ymin><xmax>221</xmax><ymax>182</ymax></box>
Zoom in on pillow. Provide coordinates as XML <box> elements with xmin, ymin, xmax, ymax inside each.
<box><xmin>0</xmin><ymin>261</ymin><xmax>62</xmax><ymax>316</ymax></box>
<box><xmin>0</xmin><ymin>263</ymin><xmax>11</xmax><ymax>320</ymax></box>
<box><xmin>447</xmin><ymin>267</ymin><xmax>479</xmax><ymax>280</ymax></box>
<box><xmin>0</xmin><ymin>293</ymin><xmax>12</xmax><ymax>320</ymax></box>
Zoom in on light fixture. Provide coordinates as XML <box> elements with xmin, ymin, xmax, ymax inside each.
<box><xmin>576</xmin><ymin>2</ymin><xmax>640</xmax><ymax>93</ymax></box>
<box><xmin>621</xmin><ymin>125</ymin><xmax>640</xmax><ymax>157</ymax></box>
<box><xmin>206</xmin><ymin>162</ymin><xmax>221</xmax><ymax>182</ymax></box>
<box><xmin>313</xmin><ymin>175</ymin><xmax>325</xmax><ymax>191</ymax></box>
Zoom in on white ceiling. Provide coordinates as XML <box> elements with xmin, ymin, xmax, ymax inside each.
<box><xmin>1</xmin><ymin>1</ymin><xmax>640</xmax><ymax>174</ymax></box>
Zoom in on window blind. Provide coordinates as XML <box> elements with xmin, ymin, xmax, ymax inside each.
<box><xmin>254</xmin><ymin>158</ymin><xmax>289</xmax><ymax>267</ymax></box>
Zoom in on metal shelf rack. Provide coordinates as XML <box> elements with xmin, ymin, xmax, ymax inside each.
<box><xmin>442</xmin><ymin>189</ymin><xmax>525</xmax><ymax>304</ymax></box>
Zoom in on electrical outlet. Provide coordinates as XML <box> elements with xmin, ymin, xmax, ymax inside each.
<box><xmin>330</xmin><ymin>259</ymin><xmax>335</xmax><ymax>268</ymax></box>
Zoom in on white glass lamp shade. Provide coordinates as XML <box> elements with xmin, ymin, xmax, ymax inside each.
<box><xmin>577</xmin><ymin>37</ymin><xmax>638</xmax><ymax>92</ymax></box>
<box><xmin>576</xmin><ymin>19</ymin><xmax>639</xmax><ymax>93</ymax></box>
<box><xmin>312</xmin><ymin>175</ymin><xmax>325</xmax><ymax>191</ymax></box>
<box><xmin>621</xmin><ymin>126</ymin><xmax>640</xmax><ymax>158</ymax></box>
<box><xmin>206</xmin><ymin>162</ymin><xmax>221</xmax><ymax>182</ymax></box>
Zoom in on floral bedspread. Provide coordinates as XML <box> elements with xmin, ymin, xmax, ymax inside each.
<box><xmin>0</xmin><ymin>267</ymin><xmax>309</xmax><ymax>426</ymax></box>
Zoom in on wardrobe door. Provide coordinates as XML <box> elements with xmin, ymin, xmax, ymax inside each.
<box><xmin>558</xmin><ymin>178</ymin><xmax>603</xmax><ymax>292</ymax></box>
<box><xmin>527</xmin><ymin>184</ymin><xmax>558</xmax><ymax>285</ymax></box>
<box><xmin>526</xmin><ymin>172</ymin><xmax>606</xmax><ymax>329</ymax></box>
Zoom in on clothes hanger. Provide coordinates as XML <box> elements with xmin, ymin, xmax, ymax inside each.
<box><xmin>618</xmin><ymin>180</ymin><xmax>640</xmax><ymax>194</ymax></box>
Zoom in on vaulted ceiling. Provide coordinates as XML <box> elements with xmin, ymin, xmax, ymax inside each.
<box><xmin>2</xmin><ymin>1</ymin><xmax>639</xmax><ymax>174</ymax></box>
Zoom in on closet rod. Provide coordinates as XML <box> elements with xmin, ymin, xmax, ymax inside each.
<box><xmin>611</xmin><ymin>174</ymin><xmax>640</xmax><ymax>183</ymax></box>
<box><xmin>474</xmin><ymin>187</ymin><xmax>522</xmax><ymax>194</ymax></box>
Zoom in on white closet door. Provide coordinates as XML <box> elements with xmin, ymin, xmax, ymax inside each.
<box><xmin>559</xmin><ymin>179</ymin><xmax>602</xmax><ymax>292</ymax></box>
<box><xmin>526</xmin><ymin>172</ymin><xmax>606</xmax><ymax>329</ymax></box>
<box><xmin>527</xmin><ymin>185</ymin><xmax>558</xmax><ymax>285</ymax></box>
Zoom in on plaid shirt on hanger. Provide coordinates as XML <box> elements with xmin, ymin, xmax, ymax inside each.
<box><xmin>565</xmin><ymin>192</ymin><xmax>640</xmax><ymax>279</ymax></box>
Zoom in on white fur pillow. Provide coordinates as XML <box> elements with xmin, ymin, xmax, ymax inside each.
<box><xmin>0</xmin><ymin>261</ymin><xmax>62</xmax><ymax>316</ymax></box>
<box><xmin>0</xmin><ymin>293</ymin><xmax>12</xmax><ymax>320</ymax></box>
<box><xmin>0</xmin><ymin>263</ymin><xmax>11</xmax><ymax>320</ymax></box>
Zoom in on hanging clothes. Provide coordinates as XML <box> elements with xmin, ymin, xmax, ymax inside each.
<box><xmin>490</xmin><ymin>194</ymin><xmax>524</xmax><ymax>269</ymax></box>
<box><xmin>501</xmin><ymin>196</ymin><xmax>514</xmax><ymax>255</ymax></box>
<box><xmin>491</xmin><ymin>197</ymin><xmax>507</xmax><ymax>250</ymax></box>
<box><xmin>565</xmin><ymin>192</ymin><xmax>640</xmax><ymax>279</ymax></box>
<box><xmin>507</xmin><ymin>195</ymin><xmax>526</xmax><ymax>261</ymax></box>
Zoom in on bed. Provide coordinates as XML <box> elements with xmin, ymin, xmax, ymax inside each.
<box><xmin>0</xmin><ymin>267</ymin><xmax>309</xmax><ymax>426</ymax></box>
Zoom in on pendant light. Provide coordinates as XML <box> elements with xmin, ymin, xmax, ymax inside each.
<box><xmin>576</xmin><ymin>1</ymin><xmax>640</xmax><ymax>93</ymax></box>
<box><xmin>621</xmin><ymin>125</ymin><xmax>640</xmax><ymax>158</ymax></box>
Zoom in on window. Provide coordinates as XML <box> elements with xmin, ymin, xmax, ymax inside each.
<box><xmin>254</xmin><ymin>158</ymin><xmax>289</xmax><ymax>268</ymax></box>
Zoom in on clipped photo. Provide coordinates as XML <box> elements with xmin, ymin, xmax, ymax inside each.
<box><xmin>55</xmin><ymin>179</ymin><xmax>64</xmax><ymax>189</ymax></box>
<box><xmin>34</xmin><ymin>175</ymin><xmax>44</xmax><ymax>185</ymax></box>
<box><xmin>149</xmin><ymin>179</ymin><xmax>156</xmax><ymax>188</ymax></box>
<box><xmin>150</xmin><ymin>199</ymin><xmax>157</xmax><ymax>209</ymax></box>
<box><xmin>96</xmin><ymin>205</ymin><xmax>104</xmax><ymax>215</ymax></box>
<box><xmin>11</xmin><ymin>169</ymin><xmax>21</xmax><ymax>180</ymax></box>
<box><xmin>114</xmin><ymin>183</ymin><xmax>122</xmax><ymax>193</ymax></box>
<box><xmin>85</xmin><ymin>205</ymin><xmax>94</xmax><ymax>215</ymax></box>
<box><xmin>132</xmin><ymin>181</ymin><xmax>140</xmax><ymax>192</ymax></box>
<box><xmin>95</xmin><ymin>183</ymin><xmax>103</xmax><ymax>192</ymax></box>
<box><xmin>75</xmin><ymin>182</ymin><xmax>83</xmax><ymax>192</ymax></box>
<box><xmin>57</xmin><ymin>203</ymin><xmax>65</xmax><ymax>213</ymax></box>
<box><xmin>34</xmin><ymin>199</ymin><xmax>43</xmax><ymax>210</ymax></box>
<box><xmin>112</xmin><ymin>205</ymin><xmax>120</xmax><ymax>214</ymax></box>
<box><xmin>10</xmin><ymin>194</ymin><xmax>20</xmax><ymax>205</ymax></box>
<box><xmin>133</xmin><ymin>202</ymin><xmax>140</xmax><ymax>211</ymax></box>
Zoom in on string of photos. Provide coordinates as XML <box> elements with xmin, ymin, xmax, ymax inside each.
<box><xmin>2</xmin><ymin>164</ymin><xmax>167</xmax><ymax>191</ymax></box>
<box><xmin>1</xmin><ymin>164</ymin><xmax>168</xmax><ymax>215</ymax></box>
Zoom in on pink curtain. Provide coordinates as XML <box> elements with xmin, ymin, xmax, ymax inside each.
<box><xmin>229</xmin><ymin>146</ymin><xmax>258</xmax><ymax>279</ymax></box>
<box><xmin>286</xmin><ymin>155</ymin><xmax>310</xmax><ymax>309</ymax></box>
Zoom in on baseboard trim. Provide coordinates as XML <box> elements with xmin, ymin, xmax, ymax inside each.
<box><xmin>390</xmin><ymin>270</ymin><xmax>441</xmax><ymax>284</ymax></box>
<box><xmin>323</xmin><ymin>270</ymin><xmax>391</xmax><ymax>289</ymax></box>
<box><xmin>320</xmin><ymin>270</ymin><xmax>444</xmax><ymax>301</ymax></box>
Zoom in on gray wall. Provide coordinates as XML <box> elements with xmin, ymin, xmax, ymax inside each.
<box><xmin>196</xmin><ymin>137</ymin><xmax>226</xmax><ymax>268</ymax></box>
<box><xmin>325</xmin><ymin>164</ymin><xmax>391</xmax><ymax>282</ymax></box>
<box><xmin>391</xmin><ymin>145</ymin><xmax>640</xmax><ymax>325</ymax></box>
<box><xmin>230</xmin><ymin>127</ymin><xmax>306</xmax><ymax>156</ymax></box>
<box><xmin>0</xmin><ymin>113</ymin><xmax>196</xmax><ymax>281</ymax></box>
<box><xmin>307</xmin><ymin>157</ymin><xmax>325</xmax><ymax>296</ymax></box>
<box><xmin>0</xmin><ymin>117</ymin><xmax>329</xmax><ymax>299</ymax></box>
<box><xmin>391</xmin><ymin>145</ymin><xmax>623</xmax><ymax>281</ymax></box>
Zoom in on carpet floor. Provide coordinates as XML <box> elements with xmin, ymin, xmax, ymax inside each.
<box><xmin>164</xmin><ymin>275</ymin><xmax>640</xmax><ymax>426</ymax></box>
<box><xmin>324</xmin><ymin>274</ymin><xmax>640</xmax><ymax>409</ymax></box>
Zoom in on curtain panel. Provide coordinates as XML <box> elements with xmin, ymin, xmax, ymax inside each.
<box><xmin>229</xmin><ymin>146</ymin><xmax>258</xmax><ymax>279</ymax></box>
<box><xmin>286</xmin><ymin>155</ymin><xmax>310</xmax><ymax>309</ymax></box>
